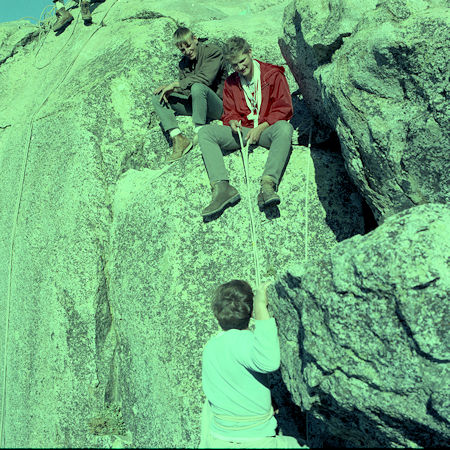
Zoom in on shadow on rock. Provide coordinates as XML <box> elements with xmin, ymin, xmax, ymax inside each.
<box><xmin>310</xmin><ymin>141</ymin><xmax>366</xmax><ymax>242</ymax></box>
<box><xmin>269</xmin><ymin>369</ymin><xmax>308</xmax><ymax>448</ymax></box>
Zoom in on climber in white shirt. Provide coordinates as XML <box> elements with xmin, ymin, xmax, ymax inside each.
<box><xmin>200</xmin><ymin>280</ymin><xmax>301</xmax><ymax>448</ymax></box>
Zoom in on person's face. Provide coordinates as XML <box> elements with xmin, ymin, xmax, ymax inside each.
<box><xmin>230</xmin><ymin>50</ymin><xmax>253</xmax><ymax>79</ymax></box>
<box><xmin>177</xmin><ymin>35</ymin><xmax>199</xmax><ymax>60</ymax></box>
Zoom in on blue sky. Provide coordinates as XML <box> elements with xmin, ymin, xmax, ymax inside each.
<box><xmin>0</xmin><ymin>0</ymin><xmax>57</xmax><ymax>24</ymax></box>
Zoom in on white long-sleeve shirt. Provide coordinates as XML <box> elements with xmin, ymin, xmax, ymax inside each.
<box><xmin>201</xmin><ymin>318</ymin><xmax>280</xmax><ymax>440</ymax></box>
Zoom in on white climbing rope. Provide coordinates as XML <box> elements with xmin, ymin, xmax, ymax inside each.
<box><xmin>237</xmin><ymin>127</ymin><xmax>262</xmax><ymax>287</ymax></box>
<box><xmin>304</xmin><ymin>125</ymin><xmax>313</xmax><ymax>449</ymax></box>
<box><xmin>304</xmin><ymin>126</ymin><xmax>312</xmax><ymax>263</ymax></box>
<box><xmin>0</xmin><ymin>1</ymin><xmax>121</xmax><ymax>445</ymax></box>
<box><xmin>33</xmin><ymin>3</ymin><xmax>82</xmax><ymax>70</ymax></box>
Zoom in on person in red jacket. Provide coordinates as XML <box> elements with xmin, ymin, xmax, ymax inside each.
<box><xmin>198</xmin><ymin>36</ymin><xmax>293</xmax><ymax>218</ymax></box>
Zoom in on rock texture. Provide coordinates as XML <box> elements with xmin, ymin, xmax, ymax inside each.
<box><xmin>0</xmin><ymin>0</ymin><xmax>364</xmax><ymax>447</ymax></box>
<box><xmin>272</xmin><ymin>203</ymin><xmax>450</xmax><ymax>448</ymax></box>
<box><xmin>108</xmin><ymin>132</ymin><xmax>363</xmax><ymax>448</ymax></box>
<box><xmin>280</xmin><ymin>0</ymin><xmax>450</xmax><ymax>222</ymax></box>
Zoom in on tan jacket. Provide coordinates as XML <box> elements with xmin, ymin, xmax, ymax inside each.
<box><xmin>178</xmin><ymin>41</ymin><xmax>227</xmax><ymax>99</ymax></box>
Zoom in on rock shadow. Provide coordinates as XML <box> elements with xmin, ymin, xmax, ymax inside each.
<box><xmin>269</xmin><ymin>369</ymin><xmax>309</xmax><ymax>447</ymax></box>
<box><xmin>308</xmin><ymin>129</ymin><xmax>370</xmax><ymax>241</ymax></box>
<box><xmin>290</xmin><ymin>96</ymin><xmax>376</xmax><ymax>238</ymax></box>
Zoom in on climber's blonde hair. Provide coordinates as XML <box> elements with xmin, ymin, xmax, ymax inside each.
<box><xmin>223</xmin><ymin>36</ymin><xmax>251</xmax><ymax>62</ymax></box>
<box><xmin>173</xmin><ymin>27</ymin><xmax>195</xmax><ymax>47</ymax></box>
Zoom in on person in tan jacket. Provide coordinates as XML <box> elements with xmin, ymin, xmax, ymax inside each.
<box><xmin>152</xmin><ymin>27</ymin><xmax>227</xmax><ymax>162</ymax></box>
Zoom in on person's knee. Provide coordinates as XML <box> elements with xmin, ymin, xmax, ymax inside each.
<box><xmin>275</xmin><ymin>120</ymin><xmax>294</xmax><ymax>136</ymax></box>
<box><xmin>199</xmin><ymin>125</ymin><xmax>222</xmax><ymax>148</ymax></box>
<box><xmin>198</xmin><ymin>124</ymin><xmax>211</xmax><ymax>141</ymax></box>
<box><xmin>191</xmin><ymin>82</ymin><xmax>207</xmax><ymax>97</ymax></box>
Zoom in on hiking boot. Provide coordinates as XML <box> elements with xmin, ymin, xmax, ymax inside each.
<box><xmin>53</xmin><ymin>7</ymin><xmax>74</xmax><ymax>32</ymax></box>
<box><xmin>257</xmin><ymin>175</ymin><xmax>280</xmax><ymax>210</ymax></box>
<box><xmin>80</xmin><ymin>1</ymin><xmax>92</xmax><ymax>22</ymax></box>
<box><xmin>167</xmin><ymin>134</ymin><xmax>193</xmax><ymax>162</ymax></box>
<box><xmin>202</xmin><ymin>181</ymin><xmax>240</xmax><ymax>217</ymax></box>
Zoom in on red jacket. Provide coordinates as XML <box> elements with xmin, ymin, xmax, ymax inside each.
<box><xmin>221</xmin><ymin>59</ymin><xmax>293</xmax><ymax>128</ymax></box>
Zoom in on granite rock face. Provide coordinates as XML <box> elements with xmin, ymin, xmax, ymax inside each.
<box><xmin>280</xmin><ymin>0</ymin><xmax>450</xmax><ymax>222</ymax></box>
<box><xmin>108</xmin><ymin>133</ymin><xmax>364</xmax><ymax>448</ymax></box>
<box><xmin>0</xmin><ymin>0</ymin><xmax>364</xmax><ymax>447</ymax></box>
<box><xmin>272</xmin><ymin>203</ymin><xmax>450</xmax><ymax>448</ymax></box>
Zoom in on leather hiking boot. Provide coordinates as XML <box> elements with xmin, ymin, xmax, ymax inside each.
<box><xmin>202</xmin><ymin>181</ymin><xmax>240</xmax><ymax>217</ymax></box>
<box><xmin>53</xmin><ymin>7</ymin><xmax>74</xmax><ymax>32</ymax></box>
<box><xmin>167</xmin><ymin>134</ymin><xmax>193</xmax><ymax>162</ymax></box>
<box><xmin>257</xmin><ymin>175</ymin><xmax>280</xmax><ymax>210</ymax></box>
<box><xmin>80</xmin><ymin>1</ymin><xmax>92</xmax><ymax>22</ymax></box>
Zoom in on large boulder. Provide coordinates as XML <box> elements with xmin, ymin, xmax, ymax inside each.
<box><xmin>280</xmin><ymin>0</ymin><xmax>450</xmax><ymax>222</ymax></box>
<box><xmin>0</xmin><ymin>0</ymin><xmax>364</xmax><ymax>447</ymax></box>
<box><xmin>272</xmin><ymin>203</ymin><xmax>450</xmax><ymax>448</ymax></box>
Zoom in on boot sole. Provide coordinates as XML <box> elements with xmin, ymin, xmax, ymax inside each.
<box><xmin>53</xmin><ymin>17</ymin><xmax>74</xmax><ymax>32</ymax></box>
<box><xmin>166</xmin><ymin>142</ymin><xmax>193</xmax><ymax>162</ymax></box>
<box><xmin>202</xmin><ymin>194</ymin><xmax>241</xmax><ymax>217</ymax></box>
<box><xmin>258</xmin><ymin>197</ymin><xmax>280</xmax><ymax>211</ymax></box>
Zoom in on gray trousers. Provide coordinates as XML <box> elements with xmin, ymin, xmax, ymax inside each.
<box><xmin>151</xmin><ymin>82</ymin><xmax>223</xmax><ymax>132</ymax></box>
<box><xmin>198</xmin><ymin>120</ymin><xmax>293</xmax><ymax>185</ymax></box>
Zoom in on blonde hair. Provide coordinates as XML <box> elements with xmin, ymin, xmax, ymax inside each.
<box><xmin>173</xmin><ymin>27</ymin><xmax>195</xmax><ymax>47</ymax></box>
<box><xmin>223</xmin><ymin>36</ymin><xmax>251</xmax><ymax>62</ymax></box>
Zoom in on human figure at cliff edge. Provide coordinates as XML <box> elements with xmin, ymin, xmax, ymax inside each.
<box><xmin>151</xmin><ymin>27</ymin><xmax>227</xmax><ymax>162</ymax></box>
<box><xmin>52</xmin><ymin>0</ymin><xmax>106</xmax><ymax>32</ymax></box>
<box><xmin>198</xmin><ymin>36</ymin><xmax>293</xmax><ymax>219</ymax></box>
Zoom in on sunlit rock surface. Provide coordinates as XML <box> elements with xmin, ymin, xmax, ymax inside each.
<box><xmin>108</xmin><ymin>128</ymin><xmax>364</xmax><ymax>447</ymax></box>
<box><xmin>0</xmin><ymin>0</ymin><xmax>364</xmax><ymax>447</ymax></box>
<box><xmin>280</xmin><ymin>0</ymin><xmax>450</xmax><ymax>221</ymax></box>
<box><xmin>272</xmin><ymin>203</ymin><xmax>450</xmax><ymax>448</ymax></box>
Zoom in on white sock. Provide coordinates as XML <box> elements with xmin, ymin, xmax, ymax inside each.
<box><xmin>169</xmin><ymin>128</ymin><xmax>181</xmax><ymax>138</ymax></box>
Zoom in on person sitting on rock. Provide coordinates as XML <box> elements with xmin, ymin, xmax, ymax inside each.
<box><xmin>200</xmin><ymin>280</ymin><xmax>301</xmax><ymax>449</ymax></box>
<box><xmin>152</xmin><ymin>27</ymin><xmax>227</xmax><ymax>162</ymax></box>
<box><xmin>53</xmin><ymin>0</ymin><xmax>106</xmax><ymax>33</ymax></box>
<box><xmin>198</xmin><ymin>36</ymin><xmax>293</xmax><ymax>218</ymax></box>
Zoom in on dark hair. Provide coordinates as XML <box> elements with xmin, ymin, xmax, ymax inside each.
<box><xmin>212</xmin><ymin>280</ymin><xmax>253</xmax><ymax>330</ymax></box>
<box><xmin>223</xmin><ymin>36</ymin><xmax>251</xmax><ymax>62</ymax></box>
<box><xmin>173</xmin><ymin>27</ymin><xmax>194</xmax><ymax>47</ymax></box>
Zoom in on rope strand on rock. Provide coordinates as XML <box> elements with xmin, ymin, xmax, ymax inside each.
<box><xmin>34</xmin><ymin>3</ymin><xmax>81</xmax><ymax>70</ymax></box>
<box><xmin>237</xmin><ymin>128</ymin><xmax>262</xmax><ymax>287</ymax></box>
<box><xmin>304</xmin><ymin>126</ymin><xmax>312</xmax><ymax>263</ymax></box>
<box><xmin>304</xmin><ymin>125</ymin><xmax>313</xmax><ymax>449</ymax></box>
<box><xmin>0</xmin><ymin>0</ymin><xmax>121</xmax><ymax>445</ymax></box>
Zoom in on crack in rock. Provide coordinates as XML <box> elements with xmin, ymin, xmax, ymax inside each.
<box><xmin>312</xmin><ymin>33</ymin><xmax>351</xmax><ymax>66</ymax></box>
<box><xmin>394</xmin><ymin>298</ymin><xmax>450</xmax><ymax>364</ymax></box>
<box><xmin>0</xmin><ymin>29</ymin><xmax>40</xmax><ymax>66</ymax></box>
